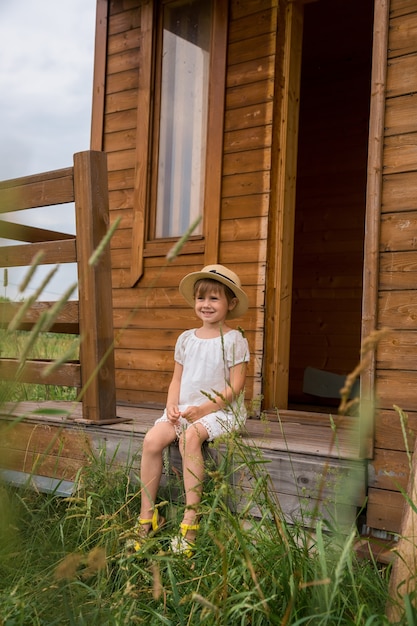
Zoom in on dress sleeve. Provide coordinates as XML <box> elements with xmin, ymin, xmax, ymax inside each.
<box><xmin>174</xmin><ymin>331</ymin><xmax>186</xmax><ymax>365</ymax></box>
<box><xmin>226</xmin><ymin>331</ymin><xmax>250</xmax><ymax>368</ymax></box>
<box><xmin>174</xmin><ymin>329</ymin><xmax>193</xmax><ymax>365</ymax></box>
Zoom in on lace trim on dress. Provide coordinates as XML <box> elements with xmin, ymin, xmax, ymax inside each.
<box><xmin>199</xmin><ymin>416</ymin><xmax>214</xmax><ymax>441</ymax></box>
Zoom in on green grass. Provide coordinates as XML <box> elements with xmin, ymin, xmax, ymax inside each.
<box><xmin>0</xmin><ymin>328</ymin><xmax>78</xmax><ymax>402</ymax></box>
<box><xmin>0</xmin><ymin>328</ymin><xmax>79</xmax><ymax>360</ymax></box>
<box><xmin>0</xmin><ymin>435</ymin><xmax>396</xmax><ymax>625</ymax></box>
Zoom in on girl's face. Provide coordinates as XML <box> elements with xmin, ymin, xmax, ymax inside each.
<box><xmin>194</xmin><ymin>283</ymin><xmax>237</xmax><ymax>325</ymax></box>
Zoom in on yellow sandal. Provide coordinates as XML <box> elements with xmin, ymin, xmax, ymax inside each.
<box><xmin>125</xmin><ymin>503</ymin><xmax>166</xmax><ymax>553</ymax></box>
<box><xmin>170</xmin><ymin>522</ymin><xmax>200</xmax><ymax>558</ymax></box>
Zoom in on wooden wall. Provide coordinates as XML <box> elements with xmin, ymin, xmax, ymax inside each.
<box><xmin>367</xmin><ymin>0</ymin><xmax>417</xmax><ymax>533</ymax></box>
<box><xmin>99</xmin><ymin>0</ymin><xmax>276</xmax><ymax>409</ymax></box>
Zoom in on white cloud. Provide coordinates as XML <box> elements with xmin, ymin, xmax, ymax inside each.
<box><xmin>0</xmin><ymin>0</ymin><xmax>97</xmax><ymax>300</ymax></box>
<box><xmin>0</xmin><ymin>0</ymin><xmax>96</xmax><ymax>177</ymax></box>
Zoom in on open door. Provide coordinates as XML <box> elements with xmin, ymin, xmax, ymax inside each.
<box><xmin>289</xmin><ymin>0</ymin><xmax>374</xmax><ymax>411</ymax></box>
<box><xmin>264</xmin><ymin>0</ymin><xmax>375</xmax><ymax>413</ymax></box>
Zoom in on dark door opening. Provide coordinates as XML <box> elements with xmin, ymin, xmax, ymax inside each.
<box><xmin>288</xmin><ymin>0</ymin><xmax>375</xmax><ymax>412</ymax></box>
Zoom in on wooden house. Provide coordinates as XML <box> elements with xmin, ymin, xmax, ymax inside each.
<box><xmin>85</xmin><ymin>0</ymin><xmax>417</xmax><ymax>536</ymax></box>
<box><xmin>1</xmin><ymin>0</ymin><xmax>417</xmax><ymax>542</ymax></box>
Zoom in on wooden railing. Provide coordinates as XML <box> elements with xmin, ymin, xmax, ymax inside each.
<box><xmin>0</xmin><ymin>151</ymin><xmax>117</xmax><ymax>423</ymax></box>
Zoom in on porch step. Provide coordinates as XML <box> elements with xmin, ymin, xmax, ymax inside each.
<box><xmin>0</xmin><ymin>469</ymin><xmax>75</xmax><ymax>497</ymax></box>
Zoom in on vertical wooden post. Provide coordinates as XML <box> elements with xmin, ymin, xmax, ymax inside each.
<box><xmin>264</xmin><ymin>0</ymin><xmax>303</xmax><ymax>409</ymax></box>
<box><xmin>203</xmin><ymin>0</ymin><xmax>228</xmax><ymax>266</ymax></box>
<box><xmin>360</xmin><ymin>0</ymin><xmax>389</xmax><ymax>456</ymax></box>
<box><xmin>90</xmin><ymin>0</ymin><xmax>109</xmax><ymax>151</ymax></box>
<box><xmin>130</xmin><ymin>0</ymin><xmax>154</xmax><ymax>287</ymax></box>
<box><xmin>73</xmin><ymin>150</ymin><xmax>117</xmax><ymax>423</ymax></box>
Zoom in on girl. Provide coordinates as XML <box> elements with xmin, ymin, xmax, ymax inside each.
<box><xmin>130</xmin><ymin>264</ymin><xmax>249</xmax><ymax>556</ymax></box>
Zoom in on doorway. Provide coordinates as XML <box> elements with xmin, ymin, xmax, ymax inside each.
<box><xmin>287</xmin><ymin>0</ymin><xmax>375</xmax><ymax>411</ymax></box>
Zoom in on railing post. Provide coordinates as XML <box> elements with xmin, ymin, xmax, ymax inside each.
<box><xmin>73</xmin><ymin>150</ymin><xmax>117</xmax><ymax>423</ymax></box>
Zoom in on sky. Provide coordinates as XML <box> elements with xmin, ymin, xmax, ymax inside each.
<box><xmin>0</xmin><ymin>0</ymin><xmax>97</xmax><ymax>300</ymax></box>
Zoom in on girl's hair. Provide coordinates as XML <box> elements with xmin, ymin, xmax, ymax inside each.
<box><xmin>193</xmin><ymin>278</ymin><xmax>236</xmax><ymax>305</ymax></box>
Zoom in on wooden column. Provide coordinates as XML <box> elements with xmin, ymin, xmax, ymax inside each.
<box><xmin>90</xmin><ymin>0</ymin><xmax>108</xmax><ymax>151</ymax></box>
<box><xmin>360</xmin><ymin>0</ymin><xmax>389</xmax><ymax>435</ymax></box>
<box><xmin>73</xmin><ymin>150</ymin><xmax>117</xmax><ymax>423</ymax></box>
<box><xmin>264</xmin><ymin>0</ymin><xmax>303</xmax><ymax>409</ymax></box>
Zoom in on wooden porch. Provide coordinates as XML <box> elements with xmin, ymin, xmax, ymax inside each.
<box><xmin>0</xmin><ymin>400</ymin><xmax>366</xmax><ymax>531</ymax></box>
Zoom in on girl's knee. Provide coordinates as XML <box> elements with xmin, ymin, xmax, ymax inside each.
<box><xmin>178</xmin><ymin>426</ymin><xmax>205</xmax><ymax>455</ymax></box>
<box><xmin>142</xmin><ymin>434</ymin><xmax>159</xmax><ymax>455</ymax></box>
<box><xmin>143</xmin><ymin>428</ymin><xmax>170</xmax><ymax>454</ymax></box>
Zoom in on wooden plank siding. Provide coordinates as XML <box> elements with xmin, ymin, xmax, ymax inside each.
<box><xmin>100</xmin><ymin>0</ymin><xmax>276</xmax><ymax>408</ymax></box>
<box><xmin>367</xmin><ymin>0</ymin><xmax>417</xmax><ymax>533</ymax></box>
<box><xmin>0</xmin><ymin>420</ymin><xmax>91</xmax><ymax>482</ymax></box>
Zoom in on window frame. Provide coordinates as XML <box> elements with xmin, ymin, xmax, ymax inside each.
<box><xmin>130</xmin><ymin>0</ymin><xmax>228</xmax><ymax>286</ymax></box>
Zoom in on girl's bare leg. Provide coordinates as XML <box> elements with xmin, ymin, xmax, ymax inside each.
<box><xmin>178</xmin><ymin>423</ymin><xmax>209</xmax><ymax>541</ymax></box>
<box><xmin>139</xmin><ymin>421</ymin><xmax>177</xmax><ymax>532</ymax></box>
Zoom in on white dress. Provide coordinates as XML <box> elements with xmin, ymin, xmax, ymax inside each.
<box><xmin>155</xmin><ymin>328</ymin><xmax>250</xmax><ymax>441</ymax></box>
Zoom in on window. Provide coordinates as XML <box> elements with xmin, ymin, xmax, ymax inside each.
<box><xmin>130</xmin><ymin>0</ymin><xmax>227</xmax><ymax>284</ymax></box>
<box><xmin>154</xmin><ymin>0</ymin><xmax>212</xmax><ymax>239</ymax></box>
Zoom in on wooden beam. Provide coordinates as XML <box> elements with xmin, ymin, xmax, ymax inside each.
<box><xmin>130</xmin><ymin>0</ymin><xmax>154</xmax><ymax>286</ymax></box>
<box><xmin>360</xmin><ymin>0</ymin><xmax>389</xmax><ymax>424</ymax></box>
<box><xmin>203</xmin><ymin>0</ymin><xmax>228</xmax><ymax>265</ymax></box>
<box><xmin>0</xmin><ymin>239</ymin><xmax>77</xmax><ymax>268</ymax></box>
<box><xmin>73</xmin><ymin>151</ymin><xmax>117</xmax><ymax>423</ymax></box>
<box><xmin>0</xmin><ymin>358</ymin><xmax>81</xmax><ymax>387</ymax></box>
<box><xmin>0</xmin><ymin>168</ymin><xmax>74</xmax><ymax>212</ymax></box>
<box><xmin>0</xmin><ymin>220</ymin><xmax>74</xmax><ymax>243</ymax></box>
<box><xmin>90</xmin><ymin>0</ymin><xmax>108</xmax><ymax>150</ymax></box>
<box><xmin>0</xmin><ymin>301</ymin><xmax>79</xmax><ymax>334</ymax></box>
<box><xmin>264</xmin><ymin>0</ymin><xmax>303</xmax><ymax>409</ymax></box>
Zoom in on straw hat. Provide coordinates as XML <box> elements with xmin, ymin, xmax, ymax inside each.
<box><xmin>179</xmin><ymin>264</ymin><xmax>249</xmax><ymax>319</ymax></box>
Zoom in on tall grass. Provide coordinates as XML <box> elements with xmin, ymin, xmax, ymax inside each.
<box><xmin>0</xmin><ymin>430</ymin><xmax>394</xmax><ymax>625</ymax></box>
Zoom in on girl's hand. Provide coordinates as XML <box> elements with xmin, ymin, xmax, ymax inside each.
<box><xmin>180</xmin><ymin>405</ymin><xmax>202</xmax><ymax>423</ymax></box>
<box><xmin>166</xmin><ymin>404</ymin><xmax>180</xmax><ymax>423</ymax></box>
